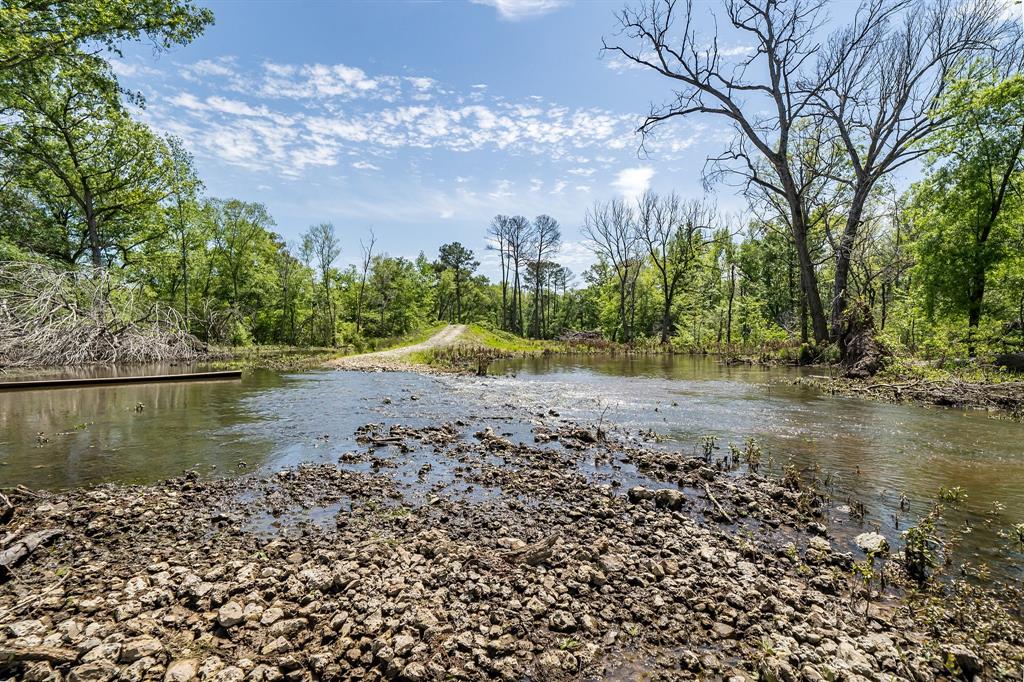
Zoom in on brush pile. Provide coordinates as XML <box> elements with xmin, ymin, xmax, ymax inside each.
<box><xmin>0</xmin><ymin>261</ymin><xmax>204</xmax><ymax>368</ymax></box>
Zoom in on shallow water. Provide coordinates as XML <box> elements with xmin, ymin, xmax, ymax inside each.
<box><xmin>1</xmin><ymin>354</ymin><xmax>1021</xmax><ymax>576</ymax></box>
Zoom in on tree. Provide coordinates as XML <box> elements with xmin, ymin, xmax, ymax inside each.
<box><xmin>355</xmin><ymin>228</ymin><xmax>376</xmax><ymax>334</ymax></box>
<box><xmin>0</xmin><ymin>0</ymin><xmax>213</xmax><ymax>74</ymax></box>
<box><xmin>531</xmin><ymin>215</ymin><xmax>561</xmax><ymax>338</ymax></box>
<box><xmin>487</xmin><ymin>215</ymin><xmax>512</xmax><ymax>330</ymax></box>
<box><xmin>0</xmin><ymin>64</ymin><xmax>173</xmax><ymax>267</ymax></box>
<box><xmin>505</xmin><ymin>216</ymin><xmax>536</xmax><ymax>334</ymax></box>
<box><xmin>814</xmin><ymin>0</ymin><xmax>1015</xmax><ymax>348</ymax></box>
<box><xmin>582</xmin><ymin>198</ymin><xmax>641</xmax><ymax>342</ymax></box>
<box><xmin>208</xmin><ymin>198</ymin><xmax>274</xmax><ymax>308</ymax></box>
<box><xmin>437</xmin><ymin>242</ymin><xmax>479</xmax><ymax>323</ymax></box>
<box><xmin>302</xmin><ymin>222</ymin><xmax>342</xmax><ymax>346</ymax></box>
<box><xmin>911</xmin><ymin>71</ymin><xmax>1024</xmax><ymax>355</ymax></box>
<box><xmin>636</xmin><ymin>191</ymin><xmax>716</xmax><ymax>343</ymax></box>
<box><xmin>164</xmin><ymin>136</ymin><xmax>203</xmax><ymax>327</ymax></box>
<box><xmin>605</xmin><ymin>0</ymin><xmax>865</xmax><ymax>343</ymax></box>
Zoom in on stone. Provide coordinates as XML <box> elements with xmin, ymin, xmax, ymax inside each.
<box><xmin>653</xmin><ymin>488</ymin><xmax>686</xmax><ymax>510</ymax></box>
<box><xmin>121</xmin><ymin>637</ymin><xmax>163</xmax><ymax>663</ymax></box>
<box><xmin>262</xmin><ymin>636</ymin><xmax>291</xmax><ymax>655</ymax></box>
<box><xmin>854</xmin><ymin>532</ymin><xmax>889</xmax><ymax>555</ymax></box>
<box><xmin>68</xmin><ymin>661</ymin><xmax>118</xmax><ymax>682</ymax></box>
<box><xmin>217</xmin><ymin>601</ymin><xmax>244</xmax><ymax>628</ymax></box>
<box><xmin>401</xmin><ymin>661</ymin><xmax>427</xmax><ymax>681</ymax></box>
<box><xmin>808</xmin><ymin>537</ymin><xmax>831</xmax><ymax>553</ymax></box>
<box><xmin>942</xmin><ymin>644</ymin><xmax>983</xmax><ymax>678</ymax></box>
<box><xmin>627</xmin><ymin>486</ymin><xmax>654</xmax><ymax>503</ymax></box>
<box><xmin>393</xmin><ymin>633</ymin><xmax>416</xmax><ymax>657</ymax></box>
<box><xmin>260</xmin><ymin>607</ymin><xmax>284</xmax><ymax>625</ymax></box>
<box><xmin>549</xmin><ymin>610</ymin><xmax>577</xmax><ymax>633</ymax></box>
<box><xmin>712</xmin><ymin>622</ymin><xmax>735</xmax><ymax>639</ymax></box>
<box><xmin>164</xmin><ymin>659</ymin><xmax>198</xmax><ymax>682</ymax></box>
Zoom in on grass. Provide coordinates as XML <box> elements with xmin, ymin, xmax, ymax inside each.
<box><xmin>461</xmin><ymin>323</ymin><xmax>558</xmax><ymax>353</ymax></box>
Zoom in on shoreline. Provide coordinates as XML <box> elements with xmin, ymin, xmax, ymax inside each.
<box><xmin>1</xmin><ymin>404</ymin><xmax>1022</xmax><ymax>681</ymax></box>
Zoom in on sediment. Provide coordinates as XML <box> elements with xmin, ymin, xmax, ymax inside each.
<box><xmin>2</xmin><ymin>410</ymin><xmax>1021</xmax><ymax>681</ymax></box>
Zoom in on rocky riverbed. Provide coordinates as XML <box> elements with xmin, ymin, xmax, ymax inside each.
<box><xmin>1</xmin><ymin>411</ymin><xmax>1022</xmax><ymax>681</ymax></box>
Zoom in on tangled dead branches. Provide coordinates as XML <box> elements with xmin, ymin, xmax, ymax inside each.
<box><xmin>0</xmin><ymin>261</ymin><xmax>205</xmax><ymax>368</ymax></box>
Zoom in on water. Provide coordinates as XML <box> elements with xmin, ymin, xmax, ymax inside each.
<box><xmin>1</xmin><ymin>354</ymin><xmax>1021</xmax><ymax>576</ymax></box>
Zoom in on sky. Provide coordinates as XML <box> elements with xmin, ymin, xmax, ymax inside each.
<box><xmin>110</xmin><ymin>0</ymin><xmax>766</xmax><ymax>278</ymax></box>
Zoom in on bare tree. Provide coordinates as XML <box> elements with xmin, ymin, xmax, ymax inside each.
<box><xmin>355</xmin><ymin>228</ymin><xmax>376</xmax><ymax>334</ymax></box>
<box><xmin>636</xmin><ymin>191</ymin><xmax>717</xmax><ymax>344</ymax></box>
<box><xmin>531</xmin><ymin>215</ymin><xmax>561</xmax><ymax>338</ymax></box>
<box><xmin>604</xmin><ymin>0</ymin><xmax>886</xmax><ymax>344</ymax></box>
<box><xmin>486</xmin><ymin>215</ymin><xmax>512</xmax><ymax>330</ymax></box>
<box><xmin>814</xmin><ymin>0</ymin><xmax>1016</xmax><ymax>349</ymax></box>
<box><xmin>583</xmin><ymin>198</ymin><xmax>641</xmax><ymax>342</ymax></box>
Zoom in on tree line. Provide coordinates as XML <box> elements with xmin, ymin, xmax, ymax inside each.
<box><xmin>1</xmin><ymin>0</ymin><xmax>1022</xmax><ymax>362</ymax></box>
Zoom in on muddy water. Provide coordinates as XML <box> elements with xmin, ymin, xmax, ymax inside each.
<box><xmin>1</xmin><ymin>355</ymin><xmax>1022</xmax><ymax>576</ymax></box>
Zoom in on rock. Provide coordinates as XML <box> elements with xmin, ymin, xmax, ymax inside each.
<box><xmin>808</xmin><ymin>536</ymin><xmax>831</xmax><ymax>553</ymax></box>
<box><xmin>212</xmin><ymin>668</ymin><xmax>245</xmax><ymax>682</ymax></box>
<box><xmin>8</xmin><ymin>619</ymin><xmax>46</xmax><ymax>637</ymax></box>
<box><xmin>217</xmin><ymin>600</ymin><xmax>244</xmax><ymax>628</ymax></box>
<box><xmin>712</xmin><ymin>622</ymin><xmax>735</xmax><ymax>639</ymax></box>
<box><xmin>81</xmin><ymin>642</ymin><xmax>121</xmax><ymax>663</ymax></box>
<box><xmin>627</xmin><ymin>486</ymin><xmax>654</xmax><ymax>503</ymax></box>
<box><xmin>164</xmin><ymin>659</ymin><xmax>198</xmax><ymax>682</ymax></box>
<box><xmin>393</xmin><ymin>633</ymin><xmax>416</xmax><ymax>657</ymax></box>
<box><xmin>260</xmin><ymin>607</ymin><xmax>284</xmax><ymax>625</ymax></box>
<box><xmin>261</xmin><ymin>636</ymin><xmax>291</xmax><ymax>655</ymax></box>
<box><xmin>942</xmin><ymin>644</ymin><xmax>983</xmax><ymax>678</ymax></box>
<box><xmin>400</xmin><ymin>661</ymin><xmax>427</xmax><ymax>681</ymax></box>
<box><xmin>854</xmin><ymin>532</ymin><xmax>889</xmax><ymax>555</ymax></box>
<box><xmin>549</xmin><ymin>610</ymin><xmax>577</xmax><ymax>632</ymax></box>
<box><xmin>121</xmin><ymin>637</ymin><xmax>162</xmax><ymax>663</ymax></box>
<box><xmin>653</xmin><ymin>488</ymin><xmax>686</xmax><ymax>510</ymax></box>
<box><xmin>68</xmin><ymin>661</ymin><xmax>118</xmax><ymax>682</ymax></box>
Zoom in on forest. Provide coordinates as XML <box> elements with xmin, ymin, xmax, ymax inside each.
<box><xmin>0</xmin><ymin>0</ymin><xmax>1022</xmax><ymax>369</ymax></box>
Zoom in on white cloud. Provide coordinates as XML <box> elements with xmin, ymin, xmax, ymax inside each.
<box><xmin>612</xmin><ymin>167</ymin><xmax>654</xmax><ymax>200</ymax></box>
<box><xmin>352</xmin><ymin>160</ymin><xmax>381</xmax><ymax>171</ymax></box>
<box><xmin>471</xmin><ymin>0</ymin><xmax>570</xmax><ymax>21</ymax></box>
<box><xmin>550</xmin><ymin>180</ymin><xmax>567</xmax><ymax>194</ymax></box>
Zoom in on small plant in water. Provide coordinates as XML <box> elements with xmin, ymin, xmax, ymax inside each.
<box><xmin>937</xmin><ymin>486</ymin><xmax>967</xmax><ymax>508</ymax></box>
<box><xmin>700</xmin><ymin>434</ymin><xmax>717</xmax><ymax>461</ymax></box>
<box><xmin>782</xmin><ymin>464</ymin><xmax>803</xmax><ymax>492</ymax></box>
<box><xmin>742</xmin><ymin>437</ymin><xmax>762</xmax><ymax>471</ymax></box>
<box><xmin>903</xmin><ymin>513</ymin><xmax>940</xmax><ymax>584</ymax></box>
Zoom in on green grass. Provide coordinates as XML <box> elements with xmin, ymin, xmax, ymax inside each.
<box><xmin>462</xmin><ymin>323</ymin><xmax>557</xmax><ymax>352</ymax></box>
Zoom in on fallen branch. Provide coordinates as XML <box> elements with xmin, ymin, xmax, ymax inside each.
<box><xmin>0</xmin><ymin>493</ymin><xmax>12</xmax><ymax>525</ymax></box>
<box><xmin>0</xmin><ymin>529</ymin><xmax>63</xmax><ymax>580</ymax></box>
<box><xmin>0</xmin><ymin>574</ymin><xmax>68</xmax><ymax>622</ymax></box>
<box><xmin>703</xmin><ymin>482</ymin><xmax>734</xmax><ymax>524</ymax></box>
<box><xmin>503</xmin><ymin>535</ymin><xmax>558</xmax><ymax>566</ymax></box>
<box><xmin>0</xmin><ymin>645</ymin><xmax>78</xmax><ymax>665</ymax></box>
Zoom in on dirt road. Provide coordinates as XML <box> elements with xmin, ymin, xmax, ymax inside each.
<box><xmin>328</xmin><ymin>324</ymin><xmax>467</xmax><ymax>371</ymax></box>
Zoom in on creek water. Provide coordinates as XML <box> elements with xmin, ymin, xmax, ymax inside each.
<box><xmin>1</xmin><ymin>354</ymin><xmax>1021</xmax><ymax>577</ymax></box>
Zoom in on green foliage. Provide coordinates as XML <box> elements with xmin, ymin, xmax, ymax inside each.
<box><xmin>903</xmin><ymin>514</ymin><xmax>940</xmax><ymax>584</ymax></box>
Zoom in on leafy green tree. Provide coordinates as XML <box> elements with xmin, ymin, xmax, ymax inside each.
<box><xmin>436</xmin><ymin>242</ymin><xmax>479</xmax><ymax>323</ymax></box>
<box><xmin>911</xmin><ymin>72</ymin><xmax>1024</xmax><ymax>355</ymax></box>
<box><xmin>0</xmin><ymin>0</ymin><xmax>213</xmax><ymax>74</ymax></box>
<box><xmin>0</xmin><ymin>64</ymin><xmax>172</xmax><ymax>267</ymax></box>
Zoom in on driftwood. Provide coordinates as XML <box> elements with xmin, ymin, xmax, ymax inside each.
<box><xmin>0</xmin><ymin>645</ymin><xmax>78</xmax><ymax>665</ymax></box>
<box><xmin>503</xmin><ymin>535</ymin><xmax>558</xmax><ymax>566</ymax></box>
<box><xmin>0</xmin><ymin>529</ymin><xmax>62</xmax><ymax>579</ymax></box>
<box><xmin>703</xmin><ymin>483</ymin><xmax>734</xmax><ymax>524</ymax></box>
<box><xmin>0</xmin><ymin>261</ymin><xmax>204</xmax><ymax>368</ymax></box>
<box><xmin>0</xmin><ymin>493</ymin><xmax>12</xmax><ymax>525</ymax></box>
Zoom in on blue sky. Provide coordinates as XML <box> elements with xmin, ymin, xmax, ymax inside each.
<box><xmin>113</xmin><ymin>0</ymin><xmax>751</xmax><ymax>278</ymax></box>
